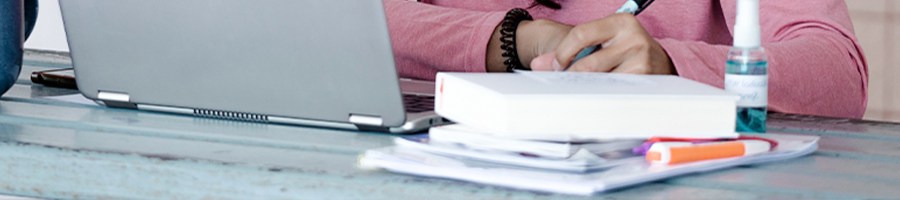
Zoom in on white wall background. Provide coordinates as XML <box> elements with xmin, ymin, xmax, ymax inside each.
<box><xmin>23</xmin><ymin>0</ymin><xmax>68</xmax><ymax>52</ymax></box>
<box><xmin>847</xmin><ymin>0</ymin><xmax>900</xmax><ymax>123</ymax></box>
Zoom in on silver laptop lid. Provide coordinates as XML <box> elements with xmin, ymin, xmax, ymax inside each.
<box><xmin>60</xmin><ymin>0</ymin><xmax>408</xmax><ymax>126</ymax></box>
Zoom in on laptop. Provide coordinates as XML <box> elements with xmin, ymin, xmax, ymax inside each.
<box><xmin>58</xmin><ymin>0</ymin><xmax>448</xmax><ymax>133</ymax></box>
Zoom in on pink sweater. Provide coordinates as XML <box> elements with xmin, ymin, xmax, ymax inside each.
<box><xmin>383</xmin><ymin>0</ymin><xmax>868</xmax><ymax>119</ymax></box>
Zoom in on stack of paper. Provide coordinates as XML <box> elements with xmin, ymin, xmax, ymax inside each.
<box><xmin>428</xmin><ymin>124</ymin><xmax>645</xmax><ymax>159</ymax></box>
<box><xmin>359</xmin><ymin>133</ymin><xmax>819</xmax><ymax>195</ymax></box>
<box><xmin>359</xmin><ymin>72</ymin><xmax>816</xmax><ymax>195</ymax></box>
<box><xmin>393</xmin><ymin>133</ymin><xmax>642</xmax><ymax>172</ymax></box>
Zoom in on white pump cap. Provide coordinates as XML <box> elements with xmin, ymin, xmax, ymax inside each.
<box><xmin>733</xmin><ymin>0</ymin><xmax>761</xmax><ymax>48</ymax></box>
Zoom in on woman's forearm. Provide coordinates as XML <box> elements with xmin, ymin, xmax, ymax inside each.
<box><xmin>383</xmin><ymin>0</ymin><xmax>505</xmax><ymax>80</ymax></box>
<box><xmin>485</xmin><ymin>21</ymin><xmax>507</xmax><ymax>72</ymax></box>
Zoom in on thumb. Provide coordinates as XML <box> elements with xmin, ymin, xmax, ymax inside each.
<box><xmin>529</xmin><ymin>52</ymin><xmax>563</xmax><ymax>71</ymax></box>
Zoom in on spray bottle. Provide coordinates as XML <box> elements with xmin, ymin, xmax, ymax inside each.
<box><xmin>725</xmin><ymin>0</ymin><xmax>767</xmax><ymax>133</ymax></box>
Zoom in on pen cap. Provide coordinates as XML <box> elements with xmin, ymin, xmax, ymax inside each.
<box><xmin>615</xmin><ymin>0</ymin><xmax>639</xmax><ymax>13</ymax></box>
<box><xmin>645</xmin><ymin>142</ymin><xmax>693</xmax><ymax>163</ymax></box>
<box><xmin>740</xmin><ymin>140</ymin><xmax>771</xmax><ymax>155</ymax></box>
<box><xmin>733</xmin><ymin>0</ymin><xmax>761</xmax><ymax>48</ymax></box>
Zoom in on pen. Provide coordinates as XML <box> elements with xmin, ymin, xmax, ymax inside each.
<box><xmin>645</xmin><ymin>140</ymin><xmax>772</xmax><ymax>164</ymax></box>
<box><xmin>567</xmin><ymin>0</ymin><xmax>656</xmax><ymax>71</ymax></box>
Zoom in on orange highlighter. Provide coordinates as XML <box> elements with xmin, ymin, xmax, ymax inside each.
<box><xmin>645</xmin><ymin>140</ymin><xmax>772</xmax><ymax>164</ymax></box>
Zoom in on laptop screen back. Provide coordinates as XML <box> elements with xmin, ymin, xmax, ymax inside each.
<box><xmin>60</xmin><ymin>0</ymin><xmax>408</xmax><ymax>126</ymax></box>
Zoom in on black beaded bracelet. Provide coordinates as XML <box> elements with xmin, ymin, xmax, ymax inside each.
<box><xmin>500</xmin><ymin>8</ymin><xmax>533</xmax><ymax>72</ymax></box>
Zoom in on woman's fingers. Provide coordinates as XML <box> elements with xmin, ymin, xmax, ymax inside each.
<box><xmin>514</xmin><ymin>19</ymin><xmax>573</xmax><ymax>70</ymax></box>
<box><xmin>567</xmin><ymin>40</ymin><xmax>633</xmax><ymax>72</ymax></box>
<box><xmin>611</xmin><ymin>56</ymin><xmax>651</xmax><ymax>74</ymax></box>
<box><xmin>554</xmin><ymin>14</ymin><xmax>630</xmax><ymax>66</ymax></box>
<box><xmin>529</xmin><ymin>13</ymin><xmax>673</xmax><ymax>74</ymax></box>
<box><xmin>553</xmin><ymin>13</ymin><xmax>634</xmax><ymax>68</ymax></box>
<box><xmin>529</xmin><ymin>52</ymin><xmax>557</xmax><ymax>71</ymax></box>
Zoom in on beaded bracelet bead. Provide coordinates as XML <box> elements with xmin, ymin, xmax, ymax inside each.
<box><xmin>499</xmin><ymin>8</ymin><xmax>533</xmax><ymax>72</ymax></box>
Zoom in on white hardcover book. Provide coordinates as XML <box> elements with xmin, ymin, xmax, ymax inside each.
<box><xmin>434</xmin><ymin>71</ymin><xmax>740</xmax><ymax>139</ymax></box>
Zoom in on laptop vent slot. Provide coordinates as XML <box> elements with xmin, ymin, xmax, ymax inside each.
<box><xmin>194</xmin><ymin>109</ymin><xmax>269</xmax><ymax>122</ymax></box>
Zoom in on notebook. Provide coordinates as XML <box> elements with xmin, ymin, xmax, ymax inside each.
<box><xmin>393</xmin><ymin>133</ymin><xmax>643</xmax><ymax>172</ymax></box>
<box><xmin>58</xmin><ymin>0</ymin><xmax>447</xmax><ymax>133</ymax></box>
<box><xmin>428</xmin><ymin>124</ymin><xmax>646</xmax><ymax>159</ymax></box>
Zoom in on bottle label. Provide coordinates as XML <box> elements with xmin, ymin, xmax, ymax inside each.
<box><xmin>724</xmin><ymin>74</ymin><xmax>768</xmax><ymax>107</ymax></box>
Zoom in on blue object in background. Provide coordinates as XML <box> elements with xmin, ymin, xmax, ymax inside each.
<box><xmin>0</xmin><ymin>0</ymin><xmax>38</xmax><ymax>96</ymax></box>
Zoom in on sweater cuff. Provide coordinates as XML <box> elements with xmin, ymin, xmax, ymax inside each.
<box><xmin>464</xmin><ymin>11</ymin><xmax>507</xmax><ymax>73</ymax></box>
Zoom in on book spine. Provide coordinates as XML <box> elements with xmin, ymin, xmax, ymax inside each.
<box><xmin>434</xmin><ymin>73</ymin><xmax>506</xmax><ymax>133</ymax></box>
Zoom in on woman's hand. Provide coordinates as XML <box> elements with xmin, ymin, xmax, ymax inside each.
<box><xmin>486</xmin><ymin>19</ymin><xmax>572</xmax><ymax>72</ymax></box>
<box><xmin>530</xmin><ymin>13</ymin><xmax>675</xmax><ymax>74</ymax></box>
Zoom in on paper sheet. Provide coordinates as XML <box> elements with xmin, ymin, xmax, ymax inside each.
<box><xmin>518</xmin><ymin>71</ymin><xmax>657</xmax><ymax>86</ymax></box>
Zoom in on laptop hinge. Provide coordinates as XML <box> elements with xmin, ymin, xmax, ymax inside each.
<box><xmin>97</xmin><ymin>91</ymin><xmax>137</xmax><ymax>109</ymax></box>
<box><xmin>349</xmin><ymin>114</ymin><xmax>383</xmax><ymax>126</ymax></box>
<box><xmin>349</xmin><ymin>114</ymin><xmax>387</xmax><ymax>132</ymax></box>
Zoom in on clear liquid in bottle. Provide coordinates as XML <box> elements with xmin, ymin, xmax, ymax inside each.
<box><xmin>725</xmin><ymin>47</ymin><xmax>768</xmax><ymax>133</ymax></box>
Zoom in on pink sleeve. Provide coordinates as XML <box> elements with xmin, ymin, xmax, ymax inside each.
<box><xmin>657</xmin><ymin>0</ymin><xmax>868</xmax><ymax>119</ymax></box>
<box><xmin>383</xmin><ymin>0</ymin><xmax>506</xmax><ymax>80</ymax></box>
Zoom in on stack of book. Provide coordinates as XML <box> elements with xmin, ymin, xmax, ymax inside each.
<box><xmin>360</xmin><ymin>72</ymin><xmax>818</xmax><ymax>195</ymax></box>
<box><xmin>390</xmin><ymin>126</ymin><xmax>646</xmax><ymax>173</ymax></box>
